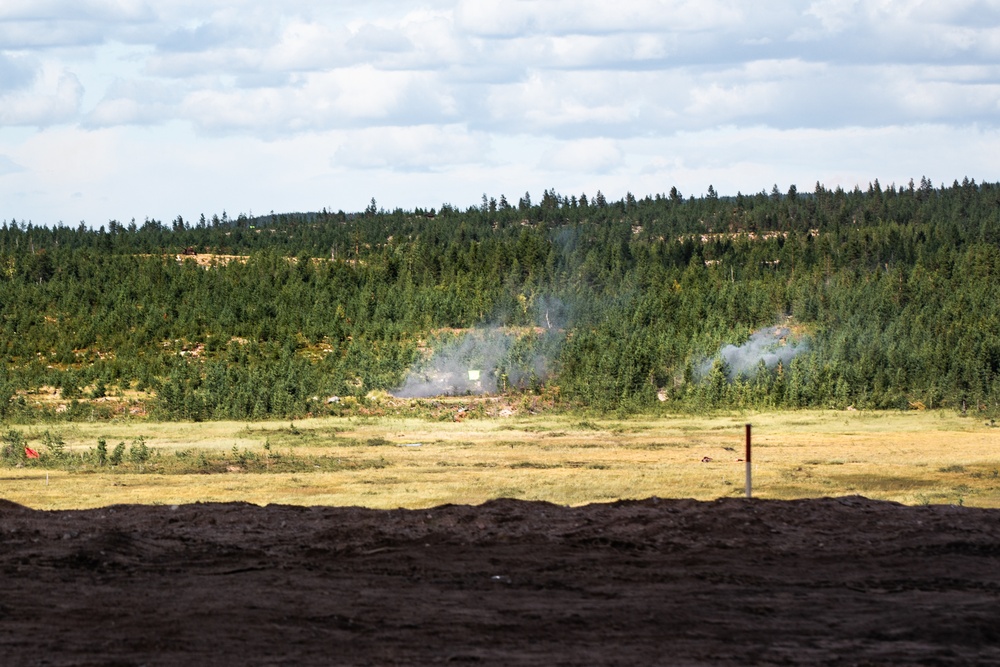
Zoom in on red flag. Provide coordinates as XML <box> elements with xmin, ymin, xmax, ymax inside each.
<box><xmin>24</xmin><ymin>446</ymin><xmax>39</xmax><ymax>459</ymax></box>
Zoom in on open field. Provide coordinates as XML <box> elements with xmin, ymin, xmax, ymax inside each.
<box><xmin>3</xmin><ymin>409</ymin><xmax>999</xmax><ymax>510</ymax></box>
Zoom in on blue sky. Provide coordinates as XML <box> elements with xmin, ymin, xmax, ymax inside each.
<box><xmin>1</xmin><ymin>0</ymin><xmax>1000</xmax><ymax>225</ymax></box>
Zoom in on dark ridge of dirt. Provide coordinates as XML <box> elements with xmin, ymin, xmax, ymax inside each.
<box><xmin>2</xmin><ymin>496</ymin><xmax>999</xmax><ymax>666</ymax></box>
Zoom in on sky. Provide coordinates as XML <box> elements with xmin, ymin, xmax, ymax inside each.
<box><xmin>1</xmin><ymin>0</ymin><xmax>1000</xmax><ymax>226</ymax></box>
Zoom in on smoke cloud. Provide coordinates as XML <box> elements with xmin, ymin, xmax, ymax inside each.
<box><xmin>392</xmin><ymin>327</ymin><xmax>558</xmax><ymax>398</ymax></box>
<box><xmin>701</xmin><ymin>326</ymin><xmax>808</xmax><ymax>380</ymax></box>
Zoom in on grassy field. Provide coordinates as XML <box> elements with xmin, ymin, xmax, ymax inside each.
<box><xmin>2</xmin><ymin>410</ymin><xmax>999</xmax><ymax>510</ymax></box>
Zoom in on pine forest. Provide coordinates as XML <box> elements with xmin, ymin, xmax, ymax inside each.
<box><xmin>2</xmin><ymin>177</ymin><xmax>999</xmax><ymax>421</ymax></box>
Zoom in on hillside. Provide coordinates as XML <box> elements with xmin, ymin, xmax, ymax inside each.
<box><xmin>1</xmin><ymin>178</ymin><xmax>1000</xmax><ymax>421</ymax></box>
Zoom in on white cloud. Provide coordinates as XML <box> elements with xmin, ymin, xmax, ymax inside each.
<box><xmin>0</xmin><ymin>1</ymin><xmax>155</xmax><ymax>50</ymax></box>
<box><xmin>542</xmin><ymin>138</ymin><xmax>623</xmax><ymax>173</ymax></box>
<box><xmin>0</xmin><ymin>52</ymin><xmax>36</xmax><ymax>89</ymax></box>
<box><xmin>3</xmin><ymin>121</ymin><xmax>1000</xmax><ymax>227</ymax></box>
<box><xmin>0</xmin><ymin>0</ymin><xmax>152</xmax><ymax>22</ymax></box>
<box><xmin>454</xmin><ymin>0</ymin><xmax>746</xmax><ymax>37</ymax></box>
<box><xmin>0</xmin><ymin>154</ymin><xmax>24</xmax><ymax>175</ymax></box>
<box><xmin>0</xmin><ymin>21</ymin><xmax>106</xmax><ymax>49</ymax></box>
<box><xmin>177</xmin><ymin>66</ymin><xmax>456</xmax><ymax>134</ymax></box>
<box><xmin>886</xmin><ymin>74</ymin><xmax>1000</xmax><ymax>120</ymax></box>
<box><xmin>0</xmin><ymin>63</ymin><xmax>82</xmax><ymax>125</ymax></box>
<box><xmin>485</xmin><ymin>70</ymin><xmax>649</xmax><ymax>135</ymax></box>
<box><xmin>346</xmin><ymin>23</ymin><xmax>414</xmax><ymax>53</ymax></box>
<box><xmin>266</xmin><ymin>20</ymin><xmax>347</xmax><ymax>71</ymax></box>
<box><xmin>7</xmin><ymin>126</ymin><xmax>122</xmax><ymax>204</ymax></box>
<box><xmin>803</xmin><ymin>0</ymin><xmax>861</xmax><ymax>34</ymax></box>
<box><xmin>332</xmin><ymin>124</ymin><xmax>489</xmax><ymax>170</ymax></box>
<box><xmin>454</xmin><ymin>0</ymin><xmax>533</xmax><ymax>38</ymax></box>
<box><xmin>83</xmin><ymin>75</ymin><xmax>181</xmax><ymax>127</ymax></box>
<box><xmin>0</xmin><ymin>0</ymin><xmax>998</xmax><ymax>224</ymax></box>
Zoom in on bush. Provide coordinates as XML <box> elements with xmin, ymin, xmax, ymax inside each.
<box><xmin>41</xmin><ymin>430</ymin><xmax>66</xmax><ymax>459</ymax></box>
<box><xmin>109</xmin><ymin>441</ymin><xmax>126</xmax><ymax>466</ymax></box>
<box><xmin>60</xmin><ymin>378</ymin><xmax>80</xmax><ymax>400</ymax></box>
<box><xmin>95</xmin><ymin>438</ymin><xmax>108</xmax><ymax>466</ymax></box>
<box><xmin>128</xmin><ymin>436</ymin><xmax>150</xmax><ymax>464</ymax></box>
<box><xmin>88</xmin><ymin>380</ymin><xmax>107</xmax><ymax>399</ymax></box>
<box><xmin>0</xmin><ymin>430</ymin><xmax>26</xmax><ymax>464</ymax></box>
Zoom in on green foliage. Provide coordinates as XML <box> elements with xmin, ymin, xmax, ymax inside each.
<box><xmin>1</xmin><ymin>430</ymin><xmax>26</xmax><ymax>464</ymax></box>
<box><xmin>88</xmin><ymin>380</ymin><xmax>107</xmax><ymax>399</ymax></box>
<box><xmin>109</xmin><ymin>441</ymin><xmax>126</xmax><ymax>466</ymax></box>
<box><xmin>128</xmin><ymin>436</ymin><xmax>150</xmax><ymax>464</ymax></box>
<box><xmin>41</xmin><ymin>430</ymin><xmax>66</xmax><ymax>459</ymax></box>
<box><xmin>95</xmin><ymin>438</ymin><xmax>108</xmax><ymax>466</ymax></box>
<box><xmin>3</xmin><ymin>178</ymin><xmax>1000</xmax><ymax>415</ymax></box>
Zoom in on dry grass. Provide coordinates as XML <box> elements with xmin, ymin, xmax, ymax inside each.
<box><xmin>3</xmin><ymin>410</ymin><xmax>999</xmax><ymax>510</ymax></box>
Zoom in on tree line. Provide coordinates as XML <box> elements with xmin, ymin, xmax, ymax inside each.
<box><xmin>1</xmin><ymin>176</ymin><xmax>999</xmax><ymax>419</ymax></box>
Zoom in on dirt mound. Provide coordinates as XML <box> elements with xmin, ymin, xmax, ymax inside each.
<box><xmin>2</xmin><ymin>497</ymin><xmax>998</xmax><ymax>665</ymax></box>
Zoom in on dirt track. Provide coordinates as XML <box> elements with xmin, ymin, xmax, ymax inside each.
<box><xmin>1</xmin><ymin>496</ymin><xmax>999</xmax><ymax>666</ymax></box>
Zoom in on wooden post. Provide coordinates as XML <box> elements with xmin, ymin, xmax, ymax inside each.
<box><xmin>745</xmin><ymin>423</ymin><xmax>752</xmax><ymax>499</ymax></box>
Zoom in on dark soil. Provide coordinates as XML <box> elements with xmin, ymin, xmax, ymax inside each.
<box><xmin>2</xmin><ymin>496</ymin><xmax>999</xmax><ymax>665</ymax></box>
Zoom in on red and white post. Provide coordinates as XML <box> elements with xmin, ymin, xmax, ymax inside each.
<box><xmin>745</xmin><ymin>423</ymin><xmax>752</xmax><ymax>499</ymax></box>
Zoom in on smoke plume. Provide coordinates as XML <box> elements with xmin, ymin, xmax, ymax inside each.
<box><xmin>392</xmin><ymin>327</ymin><xmax>557</xmax><ymax>398</ymax></box>
<box><xmin>701</xmin><ymin>326</ymin><xmax>808</xmax><ymax>380</ymax></box>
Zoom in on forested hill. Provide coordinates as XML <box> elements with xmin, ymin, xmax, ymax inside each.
<box><xmin>2</xmin><ymin>177</ymin><xmax>1000</xmax><ymax>420</ymax></box>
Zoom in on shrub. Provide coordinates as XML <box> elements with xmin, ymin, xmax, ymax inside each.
<box><xmin>1</xmin><ymin>430</ymin><xmax>26</xmax><ymax>464</ymax></box>
<box><xmin>95</xmin><ymin>438</ymin><xmax>108</xmax><ymax>466</ymax></box>
<box><xmin>128</xmin><ymin>436</ymin><xmax>150</xmax><ymax>464</ymax></box>
<box><xmin>41</xmin><ymin>431</ymin><xmax>66</xmax><ymax>459</ymax></box>
<box><xmin>110</xmin><ymin>441</ymin><xmax>126</xmax><ymax>466</ymax></box>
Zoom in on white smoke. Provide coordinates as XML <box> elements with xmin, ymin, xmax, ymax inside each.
<box><xmin>392</xmin><ymin>328</ymin><xmax>555</xmax><ymax>398</ymax></box>
<box><xmin>701</xmin><ymin>326</ymin><xmax>808</xmax><ymax>380</ymax></box>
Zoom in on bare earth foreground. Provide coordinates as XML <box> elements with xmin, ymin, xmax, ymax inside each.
<box><xmin>2</xmin><ymin>497</ymin><xmax>999</xmax><ymax>666</ymax></box>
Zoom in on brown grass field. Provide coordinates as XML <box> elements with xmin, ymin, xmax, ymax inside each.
<box><xmin>3</xmin><ymin>409</ymin><xmax>999</xmax><ymax>510</ymax></box>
